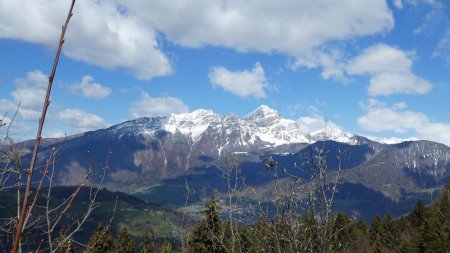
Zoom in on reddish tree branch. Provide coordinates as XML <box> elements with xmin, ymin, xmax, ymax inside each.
<box><xmin>10</xmin><ymin>1</ymin><xmax>76</xmax><ymax>252</ymax></box>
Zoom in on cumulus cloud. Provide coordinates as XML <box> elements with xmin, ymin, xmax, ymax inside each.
<box><xmin>130</xmin><ymin>92</ymin><xmax>189</xmax><ymax>118</ymax></box>
<box><xmin>358</xmin><ymin>99</ymin><xmax>450</xmax><ymax>146</ymax></box>
<box><xmin>0</xmin><ymin>71</ymin><xmax>112</xmax><ymax>138</ymax></box>
<box><xmin>70</xmin><ymin>75</ymin><xmax>111</xmax><ymax>99</ymax></box>
<box><xmin>347</xmin><ymin>43</ymin><xmax>432</xmax><ymax>96</ymax></box>
<box><xmin>0</xmin><ymin>70</ymin><xmax>48</xmax><ymax>120</ymax></box>
<box><xmin>123</xmin><ymin>0</ymin><xmax>393</xmax><ymax>55</ymax></box>
<box><xmin>58</xmin><ymin>108</ymin><xmax>110</xmax><ymax>132</ymax></box>
<box><xmin>0</xmin><ymin>0</ymin><xmax>394</xmax><ymax>79</ymax></box>
<box><xmin>294</xmin><ymin>43</ymin><xmax>432</xmax><ymax>96</ymax></box>
<box><xmin>0</xmin><ymin>0</ymin><xmax>172</xmax><ymax>80</ymax></box>
<box><xmin>292</xmin><ymin>48</ymin><xmax>349</xmax><ymax>83</ymax></box>
<box><xmin>209</xmin><ymin>63</ymin><xmax>268</xmax><ymax>98</ymax></box>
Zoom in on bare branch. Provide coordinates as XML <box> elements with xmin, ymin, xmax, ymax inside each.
<box><xmin>10</xmin><ymin>1</ymin><xmax>76</xmax><ymax>251</ymax></box>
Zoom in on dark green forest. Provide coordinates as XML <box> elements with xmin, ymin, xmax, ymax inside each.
<box><xmin>60</xmin><ymin>180</ymin><xmax>450</xmax><ymax>253</ymax></box>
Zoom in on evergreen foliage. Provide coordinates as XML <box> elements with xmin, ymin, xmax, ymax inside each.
<box><xmin>141</xmin><ymin>224</ymin><xmax>158</xmax><ymax>253</ymax></box>
<box><xmin>54</xmin><ymin>227</ymin><xmax>75</xmax><ymax>253</ymax></box>
<box><xmin>112</xmin><ymin>227</ymin><xmax>135</xmax><ymax>253</ymax></box>
<box><xmin>77</xmin><ymin>179</ymin><xmax>450</xmax><ymax>253</ymax></box>
<box><xmin>159</xmin><ymin>240</ymin><xmax>172</xmax><ymax>253</ymax></box>
<box><xmin>85</xmin><ymin>223</ymin><xmax>113</xmax><ymax>253</ymax></box>
<box><xmin>188</xmin><ymin>193</ymin><xmax>226</xmax><ymax>253</ymax></box>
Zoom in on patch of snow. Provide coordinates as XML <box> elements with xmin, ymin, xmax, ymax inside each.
<box><xmin>366</xmin><ymin>136</ymin><xmax>418</xmax><ymax>144</ymax></box>
<box><xmin>310</xmin><ymin>125</ymin><xmax>356</xmax><ymax>144</ymax></box>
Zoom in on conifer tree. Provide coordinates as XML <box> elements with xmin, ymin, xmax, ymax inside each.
<box><xmin>242</xmin><ymin>215</ymin><xmax>273</xmax><ymax>252</ymax></box>
<box><xmin>331</xmin><ymin>212</ymin><xmax>353</xmax><ymax>252</ymax></box>
<box><xmin>438</xmin><ymin>186</ymin><xmax>450</xmax><ymax>222</ymax></box>
<box><xmin>381</xmin><ymin>213</ymin><xmax>397</xmax><ymax>249</ymax></box>
<box><xmin>351</xmin><ymin>219</ymin><xmax>370</xmax><ymax>252</ymax></box>
<box><xmin>372</xmin><ymin>234</ymin><xmax>385</xmax><ymax>253</ymax></box>
<box><xmin>188</xmin><ymin>192</ymin><xmax>225</xmax><ymax>253</ymax></box>
<box><xmin>112</xmin><ymin>227</ymin><xmax>135</xmax><ymax>253</ymax></box>
<box><xmin>397</xmin><ymin>241</ymin><xmax>411</xmax><ymax>253</ymax></box>
<box><xmin>409</xmin><ymin>200</ymin><xmax>427</xmax><ymax>228</ymax></box>
<box><xmin>370</xmin><ymin>215</ymin><xmax>386</xmax><ymax>252</ymax></box>
<box><xmin>414</xmin><ymin>214</ymin><xmax>445</xmax><ymax>253</ymax></box>
<box><xmin>369</xmin><ymin>215</ymin><xmax>383</xmax><ymax>242</ymax></box>
<box><xmin>437</xmin><ymin>180</ymin><xmax>450</xmax><ymax>250</ymax></box>
<box><xmin>54</xmin><ymin>227</ymin><xmax>75</xmax><ymax>253</ymax></box>
<box><xmin>141</xmin><ymin>225</ymin><xmax>157</xmax><ymax>253</ymax></box>
<box><xmin>85</xmin><ymin>223</ymin><xmax>113</xmax><ymax>253</ymax></box>
<box><xmin>159</xmin><ymin>240</ymin><xmax>172</xmax><ymax>253</ymax></box>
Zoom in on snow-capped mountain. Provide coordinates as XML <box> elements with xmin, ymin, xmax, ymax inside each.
<box><xmin>10</xmin><ymin>105</ymin><xmax>450</xmax><ymax>213</ymax></box>
<box><xmin>112</xmin><ymin>105</ymin><xmax>357</xmax><ymax>151</ymax></box>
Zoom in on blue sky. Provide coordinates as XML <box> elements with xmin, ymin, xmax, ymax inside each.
<box><xmin>1</xmin><ymin>0</ymin><xmax>450</xmax><ymax>145</ymax></box>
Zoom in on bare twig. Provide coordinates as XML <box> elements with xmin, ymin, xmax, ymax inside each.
<box><xmin>22</xmin><ymin>148</ymin><xmax>56</xmax><ymax>233</ymax></box>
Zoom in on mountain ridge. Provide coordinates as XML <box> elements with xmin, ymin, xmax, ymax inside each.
<box><xmin>4</xmin><ymin>105</ymin><xmax>450</xmax><ymax>221</ymax></box>
<box><xmin>103</xmin><ymin>105</ymin><xmax>419</xmax><ymax>149</ymax></box>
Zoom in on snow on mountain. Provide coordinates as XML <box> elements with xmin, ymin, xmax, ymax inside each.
<box><xmin>309</xmin><ymin>124</ymin><xmax>357</xmax><ymax>144</ymax></box>
<box><xmin>244</xmin><ymin>105</ymin><xmax>281</xmax><ymax>127</ymax></box>
<box><xmin>113</xmin><ymin>105</ymin><xmax>353</xmax><ymax>148</ymax></box>
<box><xmin>110</xmin><ymin>106</ymin><xmax>426</xmax><ymax>150</ymax></box>
<box><xmin>111</xmin><ymin>116</ymin><xmax>165</xmax><ymax>136</ymax></box>
<box><xmin>110</xmin><ymin>105</ymin><xmax>361</xmax><ymax>148</ymax></box>
<box><xmin>245</xmin><ymin>105</ymin><xmax>311</xmax><ymax>145</ymax></box>
<box><xmin>366</xmin><ymin>136</ymin><xmax>419</xmax><ymax>145</ymax></box>
<box><xmin>163</xmin><ymin>109</ymin><xmax>221</xmax><ymax>142</ymax></box>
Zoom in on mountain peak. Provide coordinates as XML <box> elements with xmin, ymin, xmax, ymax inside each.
<box><xmin>186</xmin><ymin>108</ymin><xmax>216</xmax><ymax>117</ymax></box>
<box><xmin>245</xmin><ymin>105</ymin><xmax>280</xmax><ymax>120</ymax></box>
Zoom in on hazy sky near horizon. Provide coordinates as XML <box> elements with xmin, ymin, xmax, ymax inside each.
<box><xmin>1</xmin><ymin>0</ymin><xmax>450</xmax><ymax>145</ymax></box>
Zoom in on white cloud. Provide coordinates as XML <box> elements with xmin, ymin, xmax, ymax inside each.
<box><xmin>297</xmin><ymin>115</ymin><xmax>342</xmax><ymax>134</ymax></box>
<box><xmin>45</xmin><ymin>130</ymin><xmax>66</xmax><ymax>139</ymax></box>
<box><xmin>58</xmin><ymin>108</ymin><xmax>110</xmax><ymax>132</ymax></box>
<box><xmin>123</xmin><ymin>0</ymin><xmax>393</xmax><ymax>55</ymax></box>
<box><xmin>392</xmin><ymin>102</ymin><xmax>408</xmax><ymax>110</ymax></box>
<box><xmin>130</xmin><ymin>92</ymin><xmax>189</xmax><ymax>118</ymax></box>
<box><xmin>404</xmin><ymin>0</ymin><xmax>443</xmax><ymax>7</ymax></box>
<box><xmin>294</xmin><ymin>43</ymin><xmax>432</xmax><ymax>96</ymax></box>
<box><xmin>0</xmin><ymin>70</ymin><xmax>48</xmax><ymax>120</ymax></box>
<box><xmin>209</xmin><ymin>63</ymin><xmax>268</xmax><ymax>98</ymax></box>
<box><xmin>0</xmin><ymin>115</ymin><xmax>33</xmax><ymax>142</ymax></box>
<box><xmin>1</xmin><ymin>0</ymin><xmax>394</xmax><ymax>76</ymax></box>
<box><xmin>0</xmin><ymin>71</ymin><xmax>112</xmax><ymax>138</ymax></box>
<box><xmin>358</xmin><ymin>99</ymin><xmax>450</xmax><ymax>146</ymax></box>
<box><xmin>348</xmin><ymin>43</ymin><xmax>432</xmax><ymax>96</ymax></box>
<box><xmin>393</xmin><ymin>0</ymin><xmax>404</xmax><ymax>9</ymax></box>
<box><xmin>0</xmin><ymin>0</ymin><xmax>172</xmax><ymax>80</ymax></box>
<box><xmin>367</xmin><ymin>72</ymin><xmax>431</xmax><ymax>96</ymax></box>
<box><xmin>292</xmin><ymin>48</ymin><xmax>349</xmax><ymax>83</ymax></box>
<box><xmin>298</xmin><ymin>116</ymin><xmax>328</xmax><ymax>133</ymax></box>
<box><xmin>70</xmin><ymin>75</ymin><xmax>111</xmax><ymax>99</ymax></box>
<box><xmin>433</xmin><ymin>29</ymin><xmax>450</xmax><ymax>63</ymax></box>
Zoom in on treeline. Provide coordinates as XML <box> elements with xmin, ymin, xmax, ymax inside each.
<box><xmin>77</xmin><ymin>180</ymin><xmax>450</xmax><ymax>253</ymax></box>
